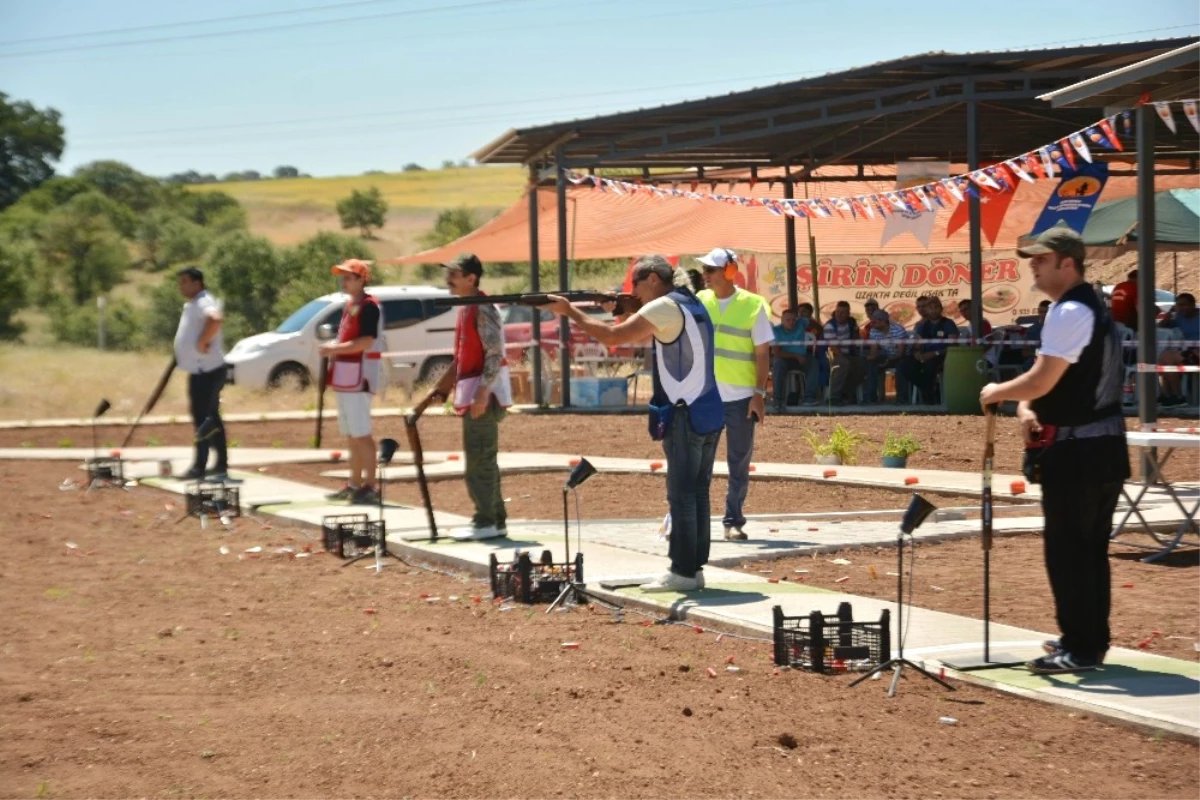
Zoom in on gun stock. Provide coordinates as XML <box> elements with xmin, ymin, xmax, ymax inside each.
<box><xmin>404</xmin><ymin>413</ymin><xmax>438</xmax><ymax>540</ymax></box>
<box><xmin>122</xmin><ymin>357</ymin><xmax>176</xmax><ymax>448</ymax></box>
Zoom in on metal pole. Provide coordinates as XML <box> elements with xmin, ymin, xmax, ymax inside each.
<box><xmin>804</xmin><ymin>177</ymin><xmax>821</xmax><ymax>321</ymax></box>
<box><xmin>555</xmin><ymin>147</ymin><xmax>571</xmax><ymax>408</ymax></box>
<box><xmin>1136</xmin><ymin>103</ymin><xmax>1158</xmax><ymax>459</ymax></box>
<box><xmin>967</xmin><ymin>98</ymin><xmax>984</xmax><ymax>339</ymax></box>
<box><xmin>528</xmin><ymin>167</ymin><xmax>543</xmax><ymax>406</ymax></box>
<box><xmin>784</xmin><ymin>167</ymin><xmax>798</xmax><ymax>311</ymax></box>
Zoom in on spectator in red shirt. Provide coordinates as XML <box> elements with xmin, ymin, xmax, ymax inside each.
<box><xmin>860</xmin><ymin>298</ymin><xmax>880</xmax><ymax>339</ymax></box>
<box><xmin>1109</xmin><ymin>270</ymin><xmax>1138</xmax><ymax>331</ymax></box>
<box><xmin>797</xmin><ymin>302</ymin><xmax>823</xmax><ymax>339</ymax></box>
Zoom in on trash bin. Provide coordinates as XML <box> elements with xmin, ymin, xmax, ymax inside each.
<box><xmin>943</xmin><ymin>345</ymin><xmax>987</xmax><ymax>415</ymax></box>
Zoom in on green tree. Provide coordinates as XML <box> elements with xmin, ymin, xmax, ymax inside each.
<box><xmin>35</xmin><ymin>193</ymin><xmax>129</xmax><ymax>305</ymax></box>
<box><xmin>275</xmin><ymin>232</ymin><xmax>375</xmax><ymax>321</ymax></box>
<box><xmin>73</xmin><ymin>160</ymin><xmax>162</xmax><ymax>213</ymax></box>
<box><xmin>273</xmin><ymin>165</ymin><xmax>300</xmax><ymax>178</ymax></box>
<box><xmin>0</xmin><ymin>92</ymin><xmax>65</xmax><ymax>210</ymax></box>
<box><xmin>206</xmin><ymin>231</ymin><xmax>281</xmax><ymax>343</ymax></box>
<box><xmin>139</xmin><ymin>276</ymin><xmax>185</xmax><ymax>347</ymax></box>
<box><xmin>335</xmin><ymin>186</ymin><xmax>387</xmax><ymax>239</ymax></box>
<box><xmin>0</xmin><ymin>241</ymin><xmax>31</xmax><ymax>339</ymax></box>
<box><xmin>136</xmin><ymin>210</ymin><xmax>210</xmax><ymax>271</ymax></box>
<box><xmin>48</xmin><ymin>296</ymin><xmax>144</xmax><ymax>350</ymax></box>
<box><xmin>415</xmin><ymin>207</ymin><xmax>478</xmax><ymax>279</ymax></box>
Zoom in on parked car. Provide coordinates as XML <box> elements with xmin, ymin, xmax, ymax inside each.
<box><xmin>501</xmin><ymin>303</ymin><xmax>641</xmax><ymax>362</ymax></box>
<box><xmin>225</xmin><ymin>285</ymin><xmax>456</xmax><ymax>392</ymax></box>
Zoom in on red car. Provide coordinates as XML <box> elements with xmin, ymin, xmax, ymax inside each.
<box><xmin>501</xmin><ymin>303</ymin><xmax>642</xmax><ymax>363</ymax></box>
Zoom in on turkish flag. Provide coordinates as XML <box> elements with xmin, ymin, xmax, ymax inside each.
<box><xmin>945</xmin><ymin>184</ymin><xmax>1018</xmax><ymax>246</ymax></box>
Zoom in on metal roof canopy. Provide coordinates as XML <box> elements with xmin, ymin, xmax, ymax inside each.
<box><xmin>474</xmin><ymin>38</ymin><xmax>1200</xmax><ymax>171</ymax></box>
<box><xmin>1034</xmin><ymin>39</ymin><xmax>1200</xmax><ymax>440</ymax></box>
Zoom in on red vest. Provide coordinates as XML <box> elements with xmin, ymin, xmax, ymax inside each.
<box><xmin>454</xmin><ymin>304</ymin><xmax>486</xmax><ymax>381</ymax></box>
<box><xmin>331</xmin><ymin>293</ymin><xmax>383</xmax><ymax>393</ymax></box>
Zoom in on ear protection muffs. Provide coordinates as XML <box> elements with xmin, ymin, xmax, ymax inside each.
<box><xmin>722</xmin><ymin>249</ymin><xmax>738</xmax><ymax>281</ymax></box>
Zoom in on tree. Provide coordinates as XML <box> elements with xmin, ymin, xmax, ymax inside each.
<box><xmin>136</xmin><ymin>210</ymin><xmax>209</xmax><ymax>271</ymax></box>
<box><xmin>0</xmin><ymin>242</ymin><xmax>30</xmax><ymax>340</ymax></box>
<box><xmin>335</xmin><ymin>186</ymin><xmax>387</xmax><ymax>239</ymax></box>
<box><xmin>0</xmin><ymin>92</ymin><xmax>65</xmax><ymax>210</ymax></box>
<box><xmin>221</xmin><ymin>170</ymin><xmax>261</xmax><ymax>182</ymax></box>
<box><xmin>35</xmin><ymin>192</ymin><xmax>129</xmax><ymax>305</ymax></box>
<box><xmin>206</xmin><ymin>231</ymin><xmax>281</xmax><ymax>342</ymax></box>
<box><xmin>273</xmin><ymin>165</ymin><xmax>301</xmax><ymax>179</ymax></box>
<box><xmin>416</xmin><ymin>207</ymin><xmax>478</xmax><ymax>279</ymax></box>
<box><xmin>275</xmin><ymin>232</ymin><xmax>375</xmax><ymax>321</ymax></box>
<box><xmin>401</xmin><ymin>163</ymin><xmax>425</xmax><ymax>172</ymax></box>
<box><xmin>73</xmin><ymin>160</ymin><xmax>162</xmax><ymax>213</ymax></box>
<box><xmin>440</xmin><ymin>159</ymin><xmax>456</xmax><ymax>170</ymax></box>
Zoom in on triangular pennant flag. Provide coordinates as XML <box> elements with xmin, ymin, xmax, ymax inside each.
<box><xmin>763</xmin><ymin>202</ymin><xmax>783</xmax><ymax>217</ymax></box>
<box><xmin>1068</xmin><ymin>133</ymin><xmax>1093</xmax><ymax>164</ymax></box>
<box><xmin>931</xmin><ymin>181</ymin><xmax>955</xmax><ymax>207</ymax></box>
<box><xmin>1120</xmin><ymin>110</ymin><xmax>1134</xmax><ymax>138</ymax></box>
<box><xmin>870</xmin><ymin>195</ymin><xmax>889</xmax><ymax>218</ymax></box>
<box><xmin>942</xmin><ymin>178</ymin><xmax>963</xmax><ymax>203</ymax></box>
<box><xmin>831</xmin><ymin>197</ymin><xmax>854</xmax><ymax>219</ymax></box>
<box><xmin>1184</xmin><ymin>101</ymin><xmax>1200</xmax><ymax>134</ymax></box>
<box><xmin>1154</xmin><ymin>102</ymin><xmax>1177</xmax><ymax>133</ymax></box>
<box><xmin>885</xmin><ymin>192</ymin><xmax>908</xmax><ymax>212</ymax></box>
<box><xmin>921</xmin><ymin>185</ymin><xmax>944</xmax><ymax>209</ymax></box>
<box><xmin>851</xmin><ymin>197</ymin><xmax>872</xmax><ymax>219</ymax></box>
<box><xmin>1084</xmin><ymin>125</ymin><xmax>1113</xmax><ymax>150</ymax></box>
<box><xmin>911</xmin><ymin>186</ymin><xmax>934</xmax><ymax>211</ymax></box>
<box><xmin>987</xmin><ymin>165</ymin><xmax>1013</xmax><ymax>193</ymax></box>
<box><xmin>971</xmin><ymin>169</ymin><xmax>1001</xmax><ymax>191</ymax></box>
<box><xmin>816</xmin><ymin>198</ymin><xmax>841</xmax><ymax>219</ymax></box>
<box><xmin>1051</xmin><ymin>140</ymin><xmax>1075</xmax><ymax>173</ymax></box>
<box><xmin>945</xmin><ymin>181</ymin><xmax>1018</xmax><ymax>245</ymax></box>
<box><xmin>1039</xmin><ymin>147</ymin><xmax>1057</xmax><ymax>179</ymax></box>
<box><xmin>1098</xmin><ymin>118</ymin><xmax>1123</xmax><ymax>151</ymax></box>
<box><xmin>1006</xmin><ymin>159</ymin><xmax>1035</xmax><ymax>183</ymax></box>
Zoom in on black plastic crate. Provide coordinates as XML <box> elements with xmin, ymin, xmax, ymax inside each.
<box><xmin>184</xmin><ymin>482</ymin><xmax>241</xmax><ymax>520</ymax></box>
<box><xmin>321</xmin><ymin>513</ymin><xmax>384</xmax><ymax>559</ymax></box>
<box><xmin>772</xmin><ymin>602</ymin><xmax>890</xmax><ymax>674</ymax></box>
<box><xmin>86</xmin><ymin>456</ymin><xmax>124</xmax><ymax>484</ymax></box>
<box><xmin>489</xmin><ymin>551</ymin><xmax>583</xmax><ymax>604</ymax></box>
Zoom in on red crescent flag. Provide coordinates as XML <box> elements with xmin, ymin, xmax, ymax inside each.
<box><xmin>945</xmin><ymin>187</ymin><xmax>1018</xmax><ymax>245</ymax></box>
<box><xmin>1098</xmin><ymin>118</ymin><xmax>1123</xmax><ymax>151</ymax></box>
<box><xmin>1024</xmin><ymin>153</ymin><xmax>1047</xmax><ymax>180</ymax></box>
<box><xmin>1057</xmin><ymin>138</ymin><xmax>1078</xmax><ymax>171</ymax></box>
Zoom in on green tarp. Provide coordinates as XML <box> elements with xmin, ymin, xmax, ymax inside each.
<box><xmin>1082</xmin><ymin>188</ymin><xmax>1200</xmax><ymax>245</ymax></box>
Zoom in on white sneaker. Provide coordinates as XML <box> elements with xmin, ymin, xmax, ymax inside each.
<box><xmin>640</xmin><ymin>571</ymin><xmax>699</xmax><ymax>592</ymax></box>
<box><xmin>449</xmin><ymin>524</ymin><xmax>502</xmax><ymax>541</ymax></box>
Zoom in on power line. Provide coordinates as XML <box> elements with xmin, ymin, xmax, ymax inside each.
<box><xmin>0</xmin><ymin>0</ymin><xmax>542</xmax><ymax>59</ymax></box>
<box><xmin>0</xmin><ymin>0</ymin><xmax>406</xmax><ymax>47</ymax></box>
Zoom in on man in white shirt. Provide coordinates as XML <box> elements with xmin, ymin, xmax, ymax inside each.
<box><xmin>173</xmin><ymin>267</ymin><xmax>228</xmax><ymax>481</ymax></box>
<box><xmin>695</xmin><ymin>248</ymin><xmax>773</xmax><ymax>541</ymax></box>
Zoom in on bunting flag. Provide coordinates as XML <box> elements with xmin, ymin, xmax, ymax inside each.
<box><xmin>945</xmin><ymin>182</ymin><xmax>1018</xmax><ymax>245</ymax></box>
<box><xmin>1185</xmin><ymin>101</ymin><xmax>1200</xmax><ymax>134</ymax></box>
<box><xmin>1031</xmin><ymin>161</ymin><xmax>1109</xmax><ymax>236</ymax></box>
<box><xmin>559</xmin><ymin>101</ymin><xmax>1196</xmax><ymax>232</ymax></box>
<box><xmin>1155</xmin><ymin>102</ymin><xmax>1178</xmax><ymax>133</ymax></box>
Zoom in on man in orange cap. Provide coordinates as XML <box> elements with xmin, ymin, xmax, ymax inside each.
<box><xmin>320</xmin><ymin>259</ymin><xmax>385</xmax><ymax>505</ymax></box>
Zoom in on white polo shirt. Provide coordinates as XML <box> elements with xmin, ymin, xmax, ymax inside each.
<box><xmin>174</xmin><ymin>290</ymin><xmax>226</xmax><ymax>375</ymax></box>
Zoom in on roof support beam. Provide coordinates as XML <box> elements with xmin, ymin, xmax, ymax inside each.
<box><xmin>1038</xmin><ymin>42</ymin><xmax>1200</xmax><ymax>108</ymax></box>
<box><xmin>789</xmin><ymin>104</ymin><xmax>961</xmax><ymax>177</ymax></box>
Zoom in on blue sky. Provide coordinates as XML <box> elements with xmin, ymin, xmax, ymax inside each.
<box><xmin>2</xmin><ymin>0</ymin><xmax>1197</xmax><ymax>179</ymax></box>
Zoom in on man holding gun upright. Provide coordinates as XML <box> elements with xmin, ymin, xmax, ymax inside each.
<box><xmin>540</xmin><ymin>255</ymin><xmax>724</xmax><ymax>593</ymax></box>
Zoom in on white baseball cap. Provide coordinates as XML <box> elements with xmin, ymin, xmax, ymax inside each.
<box><xmin>697</xmin><ymin>247</ymin><xmax>737</xmax><ymax>269</ymax></box>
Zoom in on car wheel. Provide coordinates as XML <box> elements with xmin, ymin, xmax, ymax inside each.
<box><xmin>417</xmin><ymin>356</ymin><xmax>452</xmax><ymax>386</ymax></box>
<box><xmin>268</xmin><ymin>362</ymin><xmax>311</xmax><ymax>392</ymax></box>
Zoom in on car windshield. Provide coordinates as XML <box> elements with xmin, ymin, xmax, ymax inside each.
<box><xmin>275</xmin><ymin>299</ymin><xmax>333</xmax><ymax>334</ymax></box>
<box><xmin>1156</xmin><ymin>289</ymin><xmax>1176</xmax><ymax>302</ymax></box>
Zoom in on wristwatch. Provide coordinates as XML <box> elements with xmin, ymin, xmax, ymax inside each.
<box><xmin>753</xmin><ymin>388</ymin><xmax>768</xmax><ymax>398</ymax></box>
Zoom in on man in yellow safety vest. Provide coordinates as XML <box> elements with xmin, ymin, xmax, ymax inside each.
<box><xmin>696</xmin><ymin>248</ymin><xmax>773</xmax><ymax>541</ymax></box>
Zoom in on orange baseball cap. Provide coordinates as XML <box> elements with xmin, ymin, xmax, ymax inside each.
<box><xmin>331</xmin><ymin>259</ymin><xmax>372</xmax><ymax>281</ymax></box>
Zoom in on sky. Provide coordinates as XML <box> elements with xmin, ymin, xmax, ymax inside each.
<box><xmin>2</xmin><ymin>0</ymin><xmax>1197</xmax><ymax>179</ymax></box>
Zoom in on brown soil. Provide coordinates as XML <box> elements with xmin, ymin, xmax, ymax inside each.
<box><xmin>258</xmin><ymin>464</ymin><xmax>1021</xmax><ymax>522</ymax></box>
<box><xmin>4</xmin><ymin>413</ymin><xmax>1195</xmax><ymax>485</ymax></box>
<box><xmin>734</xmin><ymin>534</ymin><xmax>1200</xmax><ymax>662</ymax></box>
<box><xmin>0</xmin><ymin>461</ymin><xmax>1196</xmax><ymax>799</ymax></box>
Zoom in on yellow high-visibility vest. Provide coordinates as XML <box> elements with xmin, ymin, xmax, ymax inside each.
<box><xmin>698</xmin><ymin>288</ymin><xmax>767</xmax><ymax>388</ymax></box>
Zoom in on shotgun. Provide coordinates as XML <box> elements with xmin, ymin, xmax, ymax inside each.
<box><xmin>434</xmin><ymin>290</ymin><xmax>641</xmax><ymax>317</ymax></box>
<box><xmin>122</xmin><ymin>357</ymin><xmax>176</xmax><ymax>448</ymax></box>
<box><xmin>405</xmin><ymin>392</ymin><xmax>441</xmax><ymax>540</ymax></box>
<box><xmin>314</xmin><ymin>357</ymin><xmax>329</xmax><ymax>448</ymax></box>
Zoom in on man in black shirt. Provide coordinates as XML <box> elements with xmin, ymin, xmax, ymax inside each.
<box><xmin>898</xmin><ymin>296</ymin><xmax>958</xmax><ymax>404</ymax></box>
<box><xmin>981</xmin><ymin>226</ymin><xmax>1129</xmax><ymax>674</ymax></box>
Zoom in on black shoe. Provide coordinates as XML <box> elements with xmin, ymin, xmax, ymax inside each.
<box><xmin>206</xmin><ymin>466</ymin><xmax>230</xmax><ymax>482</ymax></box>
<box><xmin>325</xmin><ymin>485</ymin><xmax>356</xmax><ymax>502</ymax></box>
<box><xmin>1027</xmin><ymin>652</ymin><xmax>1098</xmax><ymax>674</ymax></box>
<box><xmin>352</xmin><ymin>485</ymin><xmax>381</xmax><ymax>505</ymax></box>
<box><xmin>1043</xmin><ymin>639</ymin><xmax>1108</xmax><ymax>664</ymax></box>
<box><xmin>180</xmin><ymin>467</ymin><xmax>205</xmax><ymax>481</ymax></box>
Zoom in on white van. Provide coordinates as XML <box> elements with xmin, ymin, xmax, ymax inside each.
<box><xmin>225</xmin><ymin>285</ymin><xmax>456</xmax><ymax>392</ymax></box>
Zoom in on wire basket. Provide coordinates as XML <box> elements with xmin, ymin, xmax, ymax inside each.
<box><xmin>489</xmin><ymin>551</ymin><xmax>583</xmax><ymax>604</ymax></box>
<box><xmin>772</xmin><ymin>602</ymin><xmax>890</xmax><ymax>674</ymax></box>
<box><xmin>321</xmin><ymin>513</ymin><xmax>384</xmax><ymax>559</ymax></box>
<box><xmin>184</xmin><ymin>482</ymin><xmax>241</xmax><ymax>520</ymax></box>
<box><xmin>86</xmin><ymin>456</ymin><xmax>124</xmax><ymax>483</ymax></box>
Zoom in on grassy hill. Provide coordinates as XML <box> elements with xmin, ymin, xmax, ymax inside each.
<box><xmin>191</xmin><ymin>165</ymin><xmax>526</xmax><ymax>260</ymax></box>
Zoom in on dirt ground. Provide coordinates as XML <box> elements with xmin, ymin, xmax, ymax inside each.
<box><xmin>0</xmin><ymin>460</ymin><xmax>1197</xmax><ymax>800</ymax></box>
<box><xmin>734</xmin><ymin>534</ymin><xmax>1200</xmax><ymax>663</ymax></box>
<box><xmin>4</xmin><ymin>412</ymin><xmax>1196</xmax><ymax>485</ymax></box>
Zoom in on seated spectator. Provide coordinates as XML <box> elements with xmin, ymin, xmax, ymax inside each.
<box><xmin>957</xmin><ymin>298</ymin><xmax>993</xmax><ymax>337</ymax></box>
<box><xmin>797</xmin><ymin>301</ymin><xmax>823</xmax><ymax>339</ymax></box>
<box><xmin>864</xmin><ymin>310</ymin><xmax>907</xmax><ymax>404</ymax></box>
<box><xmin>860</xmin><ymin>298</ymin><xmax>880</xmax><ymax>339</ymax></box>
<box><xmin>1110</xmin><ymin>270</ymin><xmax>1138</xmax><ymax>331</ymax></box>
<box><xmin>1158</xmin><ymin>292</ymin><xmax>1198</xmax><ymax>407</ymax></box>
<box><xmin>914</xmin><ymin>295</ymin><xmax>932</xmax><ymax>327</ymax></box>
<box><xmin>1023</xmin><ymin>299</ymin><xmax>1051</xmax><ymax>371</ymax></box>
<box><xmin>823</xmin><ymin>300</ymin><xmax>866</xmax><ymax>405</ymax></box>
<box><xmin>771</xmin><ymin>307</ymin><xmax>819</xmax><ymax>409</ymax></box>
<box><xmin>897</xmin><ymin>296</ymin><xmax>958</xmax><ymax>404</ymax></box>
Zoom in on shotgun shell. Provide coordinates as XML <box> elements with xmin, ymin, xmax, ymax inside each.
<box><xmin>650</xmin><ymin>461</ymin><xmax>664</xmax><ymax>471</ymax></box>
<box><xmin>1010</xmin><ymin>480</ymin><xmax>1026</xmax><ymax>495</ymax></box>
<box><xmin>904</xmin><ymin>476</ymin><xmax>919</xmax><ymax>485</ymax></box>
<box><xmin>823</xmin><ymin>470</ymin><xmax>837</xmax><ymax>479</ymax></box>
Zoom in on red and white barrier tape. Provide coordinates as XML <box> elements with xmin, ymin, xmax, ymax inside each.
<box><xmin>1141</xmin><ymin>426</ymin><xmax>1200</xmax><ymax>434</ymax></box>
<box><xmin>1135</xmin><ymin>364</ymin><xmax>1200</xmax><ymax>373</ymax></box>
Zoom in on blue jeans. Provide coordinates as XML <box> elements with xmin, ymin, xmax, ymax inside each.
<box><xmin>717</xmin><ymin>398</ymin><xmax>757</xmax><ymax>529</ymax></box>
<box><xmin>771</xmin><ymin>355</ymin><xmax>818</xmax><ymax>406</ymax></box>
<box><xmin>664</xmin><ymin>404</ymin><xmax>720</xmax><ymax>578</ymax></box>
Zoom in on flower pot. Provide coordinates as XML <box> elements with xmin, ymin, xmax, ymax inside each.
<box><xmin>881</xmin><ymin>455</ymin><xmax>908</xmax><ymax>469</ymax></box>
<box><xmin>815</xmin><ymin>453</ymin><xmax>842</xmax><ymax>466</ymax></box>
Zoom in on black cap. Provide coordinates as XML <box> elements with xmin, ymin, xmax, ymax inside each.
<box><xmin>1017</xmin><ymin>226</ymin><xmax>1086</xmax><ymax>262</ymax></box>
<box><xmin>442</xmin><ymin>252</ymin><xmax>483</xmax><ymax>278</ymax></box>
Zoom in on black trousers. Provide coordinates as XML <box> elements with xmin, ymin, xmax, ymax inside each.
<box><xmin>1040</xmin><ymin>479</ymin><xmax>1122</xmax><ymax>660</ymax></box>
<box><xmin>188</xmin><ymin>368</ymin><xmax>228</xmax><ymax>472</ymax></box>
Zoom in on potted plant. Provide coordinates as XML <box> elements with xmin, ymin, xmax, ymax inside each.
<box><xmin>804</xmin><ymin>424</ymin><xmax>866</xmax><ymax>466</ymax></box>
<box><xmin>880</xmin><ymin>431</ymin><xmax>921</xmax><ymax>468</ymax></box>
